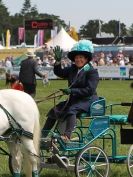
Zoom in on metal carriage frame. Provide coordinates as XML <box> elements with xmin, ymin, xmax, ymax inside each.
<box><xmin>39</xmin><ymin>97</ymin><xmax>133</xmax><ymax>177</ymax></box>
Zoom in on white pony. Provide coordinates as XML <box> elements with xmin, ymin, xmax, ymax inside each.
<box><xmin>0</xmin><ymin>89</ymin><xmax>40</xmax><ymax>177</ymax></box>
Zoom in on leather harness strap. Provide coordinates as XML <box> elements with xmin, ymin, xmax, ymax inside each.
<box><xmin>0</xmin><ymin>104</ymin><xmax>33</xmax><ymax>139</ymax></box>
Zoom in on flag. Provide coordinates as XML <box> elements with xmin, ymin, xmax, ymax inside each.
<box><xmin>6</xmin><ymin>29</ymin><xmax>11</xmax><ymax>48</ymax></box>
<box><xmin>51</xmin><ymin>29</ymin><xmax>55</xmax><ymax>39</ymax></box>
<box><xmin>34</xmin><ymin>34</ymin><xmax>37</xmax><ymax>47</ymax></box>
<box><xmin>18</xmin><ymin>27</ymin><xmax>25</xmax><ymax>41</ymax></box>
<box><xmin>35</xmin><ymin>30</ymin><xmax>44</xmax><ymax>47</ymax></box>
<box><xmin>118</xmin><ymin>21</ymin><xmax>121</xmax><ymax>36</ymax></box>
<box><xmin>68</xmin><ymin>26</ymin><xmax>79</xmax><ymax>41</ymax></box>
<box><xmin>39</xmin><ymin>30</ymin><xmax>44</xmax><ymax>46</ymax></box>
<box><xmin>51</xmin><ymin>26</ymin><xmax>58</xmax><ymax>39</ymax></box>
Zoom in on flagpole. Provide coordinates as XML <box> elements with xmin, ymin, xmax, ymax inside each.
<box><xmin>23</xmin><ymin>18</ymin><xmax>26</xmax><ymax>44</ymax></box>
<box><xmin>18</xmin><ymin>28</ymin><xmax>20</xmax><ymax>45</ymax></box>
<box><xmin>99</xmin><ymin>20</ymin><xmax>102</xmax><ymax>37</ymax></box>
<box><xmin>118</xmin><ymin>20</ymin><xmax>121</xmax><ymax>37</ymax></box>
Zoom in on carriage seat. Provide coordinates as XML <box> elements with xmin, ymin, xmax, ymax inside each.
<box><xmin>78</xmin><ymin>96</ymin><xmax>106</xmax><ymax>119</ymax></box>
<box><xmin>79</xmin><ymin>98</ymin><xmax>128</xmax><ymax>124</ymax></box>
<box><xmin>108</xmin><ymin>115</ymin><xmax>128</xmax><ymax>124</ymax></box>
<box><xmin>57</xmin><ymin>97</ymin><xmax>106</xmax><ymax>135</ymax></box>
<box><xmin>106</xmin><ymin>103</ymin><xmax>129</xmax><ymax>125</ymax></box>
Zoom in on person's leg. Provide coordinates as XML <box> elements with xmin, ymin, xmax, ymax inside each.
<box><xmin>63</xmin><ymin>114</ymin><xmax>77</xmax><ymax>139</ymax></box>
<box><xmin>42</xmin><ymin>101</ymin><xmax>68</xmax><ymax>137</ymax></box>
<box><xmin>22</xmin><ymin>83</ymin><xmax>36</xmax><ymax>98</ymax></box>
<box><xmin>42</xmin><ymin>117</ymin><xmax>56</xmax><ymax>131</ymax></box>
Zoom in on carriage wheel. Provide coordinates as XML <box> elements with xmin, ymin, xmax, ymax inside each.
<box><xmin>127</xmin><ymin>145</ymin><xmax>133</xmax><ymax>177</ymax></box>
<box><xmin>75</xmin><ymin>146</ymin><xmax>109</xmax><ymax>177</ymax></box>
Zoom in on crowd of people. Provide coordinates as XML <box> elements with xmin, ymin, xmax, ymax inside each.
<box><xmin>92</xmin><ymin>51</ymin><xmax>133</xmax><ymax>67</ymax></box>
<box><xmin>35</xmin><ymin>45</ymin><xmax>133</xmax><ymax>68</ymax></box>
<box><xmin>1</xmin><ymin>43</ymin><xmax>133</xmax><ymax>69</ymax></box>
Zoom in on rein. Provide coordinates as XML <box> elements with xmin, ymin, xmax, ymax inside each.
<box><xmin>35</xmin><ymin>90</ymin><xmax>64</xmax><ymax>104</ymax></box>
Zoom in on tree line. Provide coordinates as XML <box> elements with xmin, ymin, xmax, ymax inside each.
<box><xmin>1</xmin><ymin>0</ymin><xmax>133</xmax><ymax>45</ymax></box>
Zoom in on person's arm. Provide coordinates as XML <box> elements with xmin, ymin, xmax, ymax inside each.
<box><xmin>34</xmin><ymin>61</ymin><xmax>45</xmax><ymax>78</ymax></box>
<box><xmin>54</xmin><ymin>62</ymin><xmax>71</xmax><ymax>78</ymax></box>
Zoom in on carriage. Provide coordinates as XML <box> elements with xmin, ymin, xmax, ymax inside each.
<box><xmin>38</xmin><ymin>94</ymin><xmax>133</xmax><ymax>177</ymax></box>
<box><xmin>0</xmin><ymin>90</ymin><xmax>133</xmax><ymax>177</ymax></box>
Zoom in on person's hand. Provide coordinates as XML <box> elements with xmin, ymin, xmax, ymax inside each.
<box><xmin>60</xmin><ymin>88</ymin><xmax>71</xmax><ymax>95</ymax></box>
<box><xmin>53</xmin><ymin>46</ymin><xmax>63</xmax><ymax>61</ymax></box>
<box><xmin>42</xmin><ymin>73</ymin><xmax>47</xmax><ymax>78</ymax></box>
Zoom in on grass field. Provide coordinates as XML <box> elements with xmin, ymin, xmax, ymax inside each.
<box><xmin>0</xmin><ymin>79</ymin><xmax>133</xmax><ymax>177</ymax></box>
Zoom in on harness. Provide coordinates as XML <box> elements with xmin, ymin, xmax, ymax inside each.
<box><xmin>0</xmin><ymin>104</ymin><xmax>33</xmax><ymax>140</ymax></box>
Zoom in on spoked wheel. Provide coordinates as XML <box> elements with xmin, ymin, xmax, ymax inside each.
<box><xmin>127</xmin><ymin>145</ymin><xmax>133</xmax><ymax>177</ymax></box>
<box><xmin>75</xmin><ymin>146</ymin><xmax>109</xmax><ymax>177</ymax></box>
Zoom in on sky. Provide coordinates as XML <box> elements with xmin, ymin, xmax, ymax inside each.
<box><xmin>3</xmin><ymin>0</ymin><xmax>133</xmax><ymax>31</ymax></box>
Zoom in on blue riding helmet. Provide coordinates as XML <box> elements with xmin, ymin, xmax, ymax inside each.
<box><xmin>67</xmin><ymin>40</ymin><xmax>94</xmax><ymax>61</ymax></box>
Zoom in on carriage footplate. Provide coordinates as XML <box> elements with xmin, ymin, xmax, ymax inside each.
<box><xmin>52</xmin><ymin>154</ymin><xmax>68</xmax><ymax>169</ymax></box>
<box><xmin>58</xmin><ymin>137</ymin><xmax>84</xmax><ymax>149</ymax></box>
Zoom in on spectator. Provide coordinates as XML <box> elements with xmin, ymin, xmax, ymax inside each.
<box><xmin>111</xmin><ymin>57</ymin><xmax>118</xmax><ymax>66</ymax></box>
<box><xmin>49</xmin><ymin>46</ymin><xmax>54</xmax><ymax>55</ymax></box>
<box><xmin>19</xmin><ymin>51</ymin><xmax>45</xmax><ymax>97</ymax></box>
<box><xmin>43</xmin><ymin>43</ymin><xmax>49</xmax><ymax>56</ymax></box>
<box><xmin>42</xmin><ymin>56</ymin><xmax>50</xmax><ymax>67</ymax></box>
<box><xmin>5</xmin><ymin>71</ymin><xmax>24</xmax><ymax>91</ymax></box>
<box><xmin>48</xmin><ymin>57</ymin><xmax>56</xmax><ymax>66</ymax></box>
<box><xmin>42</xmin><ymin>40</ymin><xmax>99</xmax><ymax>140</ymax></box>
<box><xmin>98</xmin><ymin>52</ymin><xmax>105</xmax><ymax>66</ymax></box>
<box><xmin>5</xmin><ymin>57</ymin><xmax>13</xmax><ymax>68</ymax></box>
<box><xmin>36</xmin><ymin>56</ymin><xmax>42</xmax><ymax>67</ymax></box>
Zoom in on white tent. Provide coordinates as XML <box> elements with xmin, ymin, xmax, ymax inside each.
<box><xmin>46</xmin><ymin>28</ymin><xmax>77</xmax><ymax>51</ymax></box>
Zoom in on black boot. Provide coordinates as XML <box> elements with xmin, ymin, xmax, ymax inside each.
<box><xmin>42</xmin><ymin>117</ymin><xmax>56</xmax><ymax>138</ymax></box>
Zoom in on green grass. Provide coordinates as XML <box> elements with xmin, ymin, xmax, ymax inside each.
<box><xmin>0</xmin><ymin>79</ymin><xmax>133</xmax><ymax>176</ymax></box>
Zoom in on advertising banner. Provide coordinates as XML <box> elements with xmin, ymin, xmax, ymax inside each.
<box><xmin>97</xmin><ymin>66</ymin><xmax>129</xmax><ymax>78</ymax></box>
<box><xmin>0</xmin><ymin>66</ymin><xmax>132</xmax><ymax>80</ymax></box>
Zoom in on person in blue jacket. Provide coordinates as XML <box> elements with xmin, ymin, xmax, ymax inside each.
<box><xmin>42</xmin><ymin>40</ymin><xmax>99</xmax><ymax>140</ymax></box>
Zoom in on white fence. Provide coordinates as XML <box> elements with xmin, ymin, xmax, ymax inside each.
<box><xmin>1</xmin><ymin>66</ymin><xmax>133</xmax><ymax>80</ymax></box>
